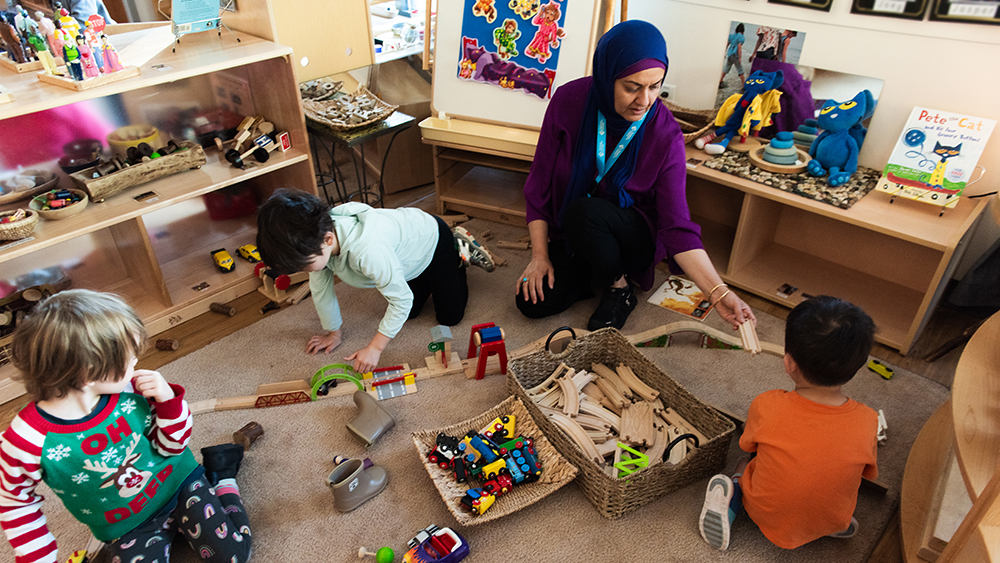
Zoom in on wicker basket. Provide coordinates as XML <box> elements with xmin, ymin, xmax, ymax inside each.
<box><xmin>507</xmin><ymin>328</ymin><xmax>736</xmax><ymax>520</ymax></box>
<box><xmin>661</xmin><ymin>100</ymin><xmax>717</xmax><ymax>144</ymax></box>
<box><xmin>302</xmin><ymin>86</ymin><xmax>398</xmax><ymax>132</ymax></box>
<box><xmin>412</xmin><ymin>395</ymin><xmax>579</xmax><ymax>526</ymax></box>
<box><xmin>0</xmin><ymin>209</ymin><xmax>38</xmax><ymax>241</ymax></box>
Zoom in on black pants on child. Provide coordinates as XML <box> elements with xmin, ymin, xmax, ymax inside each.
<box><xmin>99</xmin><ymin>476</ymin><xmax>252</xmax><ymax>563</ymax></box>
<box><xmin>516</xmin><ymin>197</ymin><xmax>654</xmax><ymax>319</ymax></box>
<box><xmin>407</xmin><ymin>216</ymin><xmax>468</xmax><ymax>326</ymax></box>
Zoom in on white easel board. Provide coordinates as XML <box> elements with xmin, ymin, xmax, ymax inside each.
<box><xmin>431</xmin><ymin>0</ymin><xmax>602</xmax><ymax>130</ymax></box>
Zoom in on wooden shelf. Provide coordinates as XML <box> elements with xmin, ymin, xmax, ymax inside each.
<box><xmin>0</xmin><ymin>148</ymin><xmax>309</xmax><ymax>262</ymax></box>
<box><xmin>439</xmin><ymin>166</ymin><xmax>527</xmax><ymax>227</ymax></box>
<box><xmin>437</xmin><ymin>147</ymin><xmax>533</xmax><ymax>174</ymax></box>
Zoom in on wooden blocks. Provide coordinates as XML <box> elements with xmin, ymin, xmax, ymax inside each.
<box><xmin>233</xmin><ymin>421</ymin><xmax>264</xmax><ymax>450</ymax></box>
<box><xmin>739</xmin><ymin>320</ymin><xmax>761</xmax><ymax>355</ymax></box>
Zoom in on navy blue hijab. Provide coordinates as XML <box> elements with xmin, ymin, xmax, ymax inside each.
<box><xmin>559</xmin><ymin>20</ymin><xmax>669</xmax><ymax>225</ymax></box>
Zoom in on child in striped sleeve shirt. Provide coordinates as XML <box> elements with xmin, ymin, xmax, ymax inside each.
<box><xmin>0</xmin><ymin>289</ymin><xmax>252</xmax><ymax>563</ymax></box>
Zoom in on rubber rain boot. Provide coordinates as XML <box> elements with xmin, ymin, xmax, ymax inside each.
<box><xmin>346</xmin><ymin>390</ymin><xmax>395</xmax><ymax>447</ymax></box>
<box><xmin>201</xmin><ymin>443</ymin><xmax>244</xmax><ymax>486</ymax></box>
<box><xmin>327</xmin><ymin>458</ymin><xmax>389</xmax><ymax>512</ymax></box>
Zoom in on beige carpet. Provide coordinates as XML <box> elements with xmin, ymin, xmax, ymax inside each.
<box><xmin>3</xmin><ymin>219</ymin><xmax>949</xmax><ymax>563</ymax></box>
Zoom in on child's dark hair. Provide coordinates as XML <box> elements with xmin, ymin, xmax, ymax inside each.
<box><xmin>736</xmin><ymin>23</ymin><xmax>745</xmax><ymax>34</ymax></box>
<box><xmin>784</xmin><ymin>295</ymin><xmax>875</xmax><ymax>387</ymax></box>
<box><xmin>256</xmin><ymin>188</ymin><xmax>333</xmax><ymax>275</ymax></box>
<box><xmin>11</xmin><ymin>289</ymin><xmax>147</xmax><ymax>401</ymax></box>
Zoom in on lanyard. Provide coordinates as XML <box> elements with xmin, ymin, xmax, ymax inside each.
<box><xmin>596</xmin><ymin>109</ymin><xmax>646</xmax><ymax>185</ymax></box>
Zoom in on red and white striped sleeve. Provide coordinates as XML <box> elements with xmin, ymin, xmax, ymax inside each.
<box><xmin>0</xmin><ymin>414</ymin><xmax>58</xmax><ymax>563</ymax></box>
<box><xmin>147</xmin><ymin>383</ymin><xmax>193</xmax><ymax>456</ymax></box>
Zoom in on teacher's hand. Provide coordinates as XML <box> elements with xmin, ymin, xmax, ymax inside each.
<box><xmin>714</xmin><ymin>290</ymin><xmax>756</xmax><ymax>330</ymax></box>
<box><xmin>517</xmin><ymin>256</ymin><xmax>555</xmax><ymax>304</ymax></box>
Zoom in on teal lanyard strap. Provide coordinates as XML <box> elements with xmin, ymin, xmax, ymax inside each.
<box><xmin>596</xmin><ymin>110</ymin><xmax>647</xmax><ymax>185</ymax></box>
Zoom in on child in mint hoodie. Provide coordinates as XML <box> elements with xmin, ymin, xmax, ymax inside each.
<box><xmin>256</xmin><ymin>188</ymin><xmax>496</xmax><ymax>373</ymax></box>
<box><xmin>0</xmin><ymin>289</ymin><xmax>251</xmax><ymax>563</ymax></box>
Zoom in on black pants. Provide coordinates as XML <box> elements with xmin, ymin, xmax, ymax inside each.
<box><xmin>407</xmin><ymin>216</ymin><xmax>468</xmax><ymax>325</ymax></box>
<box><xmin>516</xmin><ymin>197</ymin><xmax>654</xmax><ymax>319</ymax></box>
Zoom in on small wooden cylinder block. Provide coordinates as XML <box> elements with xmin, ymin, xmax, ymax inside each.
<box><xmin>210</xmin><ymin>302</ymin><xmax>237</xmax><ymax>317</ymax></box>
<box><xmin>234</xmin><ymin>421</ymin><xmax>264</xmax><ymax>451</ymax></box>
<box><xmin>155</xmin><ymin>338</ymin><xmax>179</xmax><ymax>351</ymax></box>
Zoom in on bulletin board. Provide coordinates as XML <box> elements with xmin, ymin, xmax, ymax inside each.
<box><xmin>431</xmin><ymin>0</ymin><xmax>603</xmax><ymax>129</ymax></box>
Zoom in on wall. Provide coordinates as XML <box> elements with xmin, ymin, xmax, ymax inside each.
<box><xmin>632</xmin><ymin>0</ymin><xmax>1000</xmax><ymax>278</ymax></box>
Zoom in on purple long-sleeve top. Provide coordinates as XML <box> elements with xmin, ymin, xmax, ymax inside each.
<box><xmin>523</xmin><ymin>76</ymin><xmax>703</xmax><ymax>291</ymax></box>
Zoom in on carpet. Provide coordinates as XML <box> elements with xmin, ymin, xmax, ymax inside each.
<box><xmin>3</xmin><ymin>219</ymin><xmax>949</xmax><ymax>563</ymax></box>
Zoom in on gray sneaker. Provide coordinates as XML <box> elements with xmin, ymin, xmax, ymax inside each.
<box><xmin>699</xmin><ymin>474</ymin><xmax>734</xmax><ymax>550</ymax></box>
<box><xmin>453</xmin><ymin>226</ymin><xmax>496</xmax><ymax>272</ymax></box>
<box><xmin>827</xmin><ymin>517</ymin><xmax>859</xmax><ymax>539</ymax></box>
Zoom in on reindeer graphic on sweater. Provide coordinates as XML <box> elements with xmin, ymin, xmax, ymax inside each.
<box><xmin>83</xmin><ymin>433</ymin><xmax>154</xmax><ymax>498</ymax></box>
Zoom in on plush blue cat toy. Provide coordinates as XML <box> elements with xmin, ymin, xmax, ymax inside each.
<box><xmin>807</xmin><ymin>90</ymin><xmax>876</xmax><ymax>187</ymax></box>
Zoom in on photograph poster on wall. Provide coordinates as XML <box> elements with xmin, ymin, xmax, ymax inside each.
<box><xmin>851</xmin><ymin>0</ymin><xmax>931</xmax><ymax>19</ymax></box>
<box><xmin>715</xmin><ymin>21</ymin><xmax>806</xmax><ymax>110</ymax></box>
<box><xmin>456</xmin><ymin>0</ymin><xmax>566</xmax><ymax>99</ymax></box>
<box><xmin>930</xmin><ymin>0</ymin><xmax>1000</xmax><ymax>24</ymax></box>
<box><xmin>767</xmin><ymin>0</ymin><xmax>834</xmax><ymax>11</ymax></box>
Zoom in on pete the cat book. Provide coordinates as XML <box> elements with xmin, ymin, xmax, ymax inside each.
<box><xmin>876</xmin><ymin>107</ymin><xmax>995</xmax><ymax>209</ymax></box>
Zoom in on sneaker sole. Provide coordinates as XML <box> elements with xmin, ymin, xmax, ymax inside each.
<box><xmin>699</xmin><ymin>474</ymin><xmax>733</xmax><ymax>550</ymax></box>
<box><xmin>453</xmin><ymin>226</ymin><xmax>496</xmax><ymax>272</ymax></box>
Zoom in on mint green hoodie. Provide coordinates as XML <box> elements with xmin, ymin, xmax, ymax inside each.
<box><xmin>309</xmin><ymin>202</ymin><xmax>438</xmax><ymax>338</ymax></box>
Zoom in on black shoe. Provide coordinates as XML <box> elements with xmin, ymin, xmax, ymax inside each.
<box><xmin>201</xmin><ymin>443</ymin><xmax>244</xmax><ymax>485</ymax></box>
<box><xmin>587</xmin><ymin>283</ymin><xmax>637</xmax><ymax>331</ymax></box>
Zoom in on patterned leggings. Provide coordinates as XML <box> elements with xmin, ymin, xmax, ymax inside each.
<box><xmin>99</xmin><ymin>477</ymin><xmax>252</xmax><ymax>563</ymax></box>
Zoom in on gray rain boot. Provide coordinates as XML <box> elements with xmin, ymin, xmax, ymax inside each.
<box><xmin>346</xmin><ymin>390</ymin><xmax>395</xmax><ymax>447</ymax></box>
<box><xmin>326</xmin><ymin>458</ymin><xmax>388</xmax><ymax>512</ymax></box>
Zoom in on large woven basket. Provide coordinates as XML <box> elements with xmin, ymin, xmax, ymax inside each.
<box><xmin>412</xmin><ymin>395</ymin><xmax>578</xmax><ymax>526</ymax></box>
<box><xmin>661</xmin><ymin>99</ymin><xmax>717</xmax><ymax>144</ymax></box>
<box><xmin>507</xmin><ymin>328</ymin><xmax>736</xmax><ymax>519</ymax></box>
<box><xmin>0</xmin><ymin>209</ymin><xmax>38</xmax><ymax>241</ymax></box>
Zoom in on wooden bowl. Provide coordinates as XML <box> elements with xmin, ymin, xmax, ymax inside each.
<box><xmin>749</xmin><ymin>145</ymin><xmax>811</xmax><ymax>174</ymax></box>
<box><xmin>29</xmin><ymin>189</ymin><xmax>89</xmax><ymax>220</ymax></box>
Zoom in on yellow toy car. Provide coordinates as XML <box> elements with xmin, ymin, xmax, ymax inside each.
<box><xmin>211</xmin><ymin>248</ymin><xmax>235</xmax><ymax>273</ymax></box>
<box><xmin>237</xmin><ymin>244</ymin><xmax>261</xmax><ymax>263</ymax></box>
<box><xmin>867</xmin><ymin>359</ymin><xmax>893</xmax><ymax>380</ymax></box>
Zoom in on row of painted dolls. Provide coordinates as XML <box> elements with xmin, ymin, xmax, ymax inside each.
<box><xmin>1</xmin><ymin>6</ymin><xmax>123</xmax><ymax>80</ymax></box>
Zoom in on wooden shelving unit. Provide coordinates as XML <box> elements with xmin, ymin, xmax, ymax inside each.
<box><xmin>0</xmin><ymin>27</ymin><xmax>316</xmax><ymax>399</ymax></box>
<box><xmin>418</xmin><ymin>117</ymin><xmax>989</xmax><ymax>355</ymax></box>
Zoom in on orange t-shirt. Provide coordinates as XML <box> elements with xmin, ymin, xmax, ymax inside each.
<box><xmin>739</xmin><ymin>389</ymin><xmax>878</xmax><ymax>549</ymax></box>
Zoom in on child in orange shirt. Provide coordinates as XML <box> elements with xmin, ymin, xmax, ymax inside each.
<box><xmin>699</xmin><ymin>295</ymin><xmax>879</xmax><ymax>550</ymax></box>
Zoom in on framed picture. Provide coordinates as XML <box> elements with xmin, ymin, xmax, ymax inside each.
<box><xmin>930</xmin><ymin>0</ymin><xmax>1000</xmax><ymax>24</ymax></box>
<box><xmin>768</xmin><ymin>0</ymin><xmax>834</xmax><ymax>11</ymax></box>
<box><xmin>851</xmin><ymin>0</ymin><xmax>931</xmax><ymax>19</ymax></box>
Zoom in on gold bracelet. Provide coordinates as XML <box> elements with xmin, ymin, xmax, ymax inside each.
<box><xmin>712</xmin><ymin>289</ymin><xmax>732</xmax><ymax>306</ymax></box>
<box><xmin>708</xmin><ymin>283</ymin><xmax>728</xmax><ymax>298</ymax></box>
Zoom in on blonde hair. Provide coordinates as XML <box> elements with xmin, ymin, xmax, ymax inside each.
<box><xmin>11</xmin><ymin>289</ymin><xmax>147</xmax><ymax>401</ymax></box>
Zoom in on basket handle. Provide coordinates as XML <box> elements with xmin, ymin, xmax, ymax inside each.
<box><xmin>544</xmin><ymin>326</ymin><xmax>577</xmax><ymax>354</ymax></box>
<box><xmin>664</xmin><ymin>433</ymin><xmax>700</xmax><ymax>461</ymax></box>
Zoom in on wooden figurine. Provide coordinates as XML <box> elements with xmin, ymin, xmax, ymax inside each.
<box><xmin>62</xmin><ymin>37</ymin><xmax>84</xmax><ymax>81</ymax></box>
<box><xmin>76</xmin><ymin>35</ymin><xmax>99</xmax><ymax>78</ymax></box>
<box><xmin>1</xmin><ymin>17</ymin><xmax>29</xmax><ymax>64</ymax></box>
<box><xmin>33</xmin><ymin>11</ymin><xmax>57</xmax><ymax>54</ymax></box>
<box><xmin>99</xmin><ymin>33</ymin><xmax>122</xmax><ymax>72</ymax></box>
<box><xmin>27</xmin><ymin>30</ymin><xmax>56</xmax><ymax>74</ymax></box>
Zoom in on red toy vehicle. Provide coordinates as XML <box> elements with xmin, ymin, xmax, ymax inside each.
<box><xmin>404</xmin><ymin>525</ymin><xmax>470</xmax><ymax>563</ymax></box>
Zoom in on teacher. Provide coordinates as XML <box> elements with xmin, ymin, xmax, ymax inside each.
<box><xmin>516</xmin><ymin>20</ymin><xmax>755</xmax><ymax>331</ymax></box>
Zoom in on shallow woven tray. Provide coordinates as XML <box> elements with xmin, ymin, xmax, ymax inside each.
<box><xmin>303</xmin><ymin>86</ymin><xmax>398</xmax><ymax>132</ymax></box>
<box><xmin>508</xmin><ymin>328</ymin><xmax>736</xmax><ymax>520</ymax></box>
<box><xmin>661</xmin><ymin>99</ymin><xmax>716</xmax><ymax>144</ymax></box>
<box><xmin>412</xmin><ymin>395</ymin><xmax>578</xmax><ymax>526</ymax></box>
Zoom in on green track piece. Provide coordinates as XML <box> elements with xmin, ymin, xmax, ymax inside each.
<box><xmin>310</xmin><ymin>363</ymin><xmax>363</xmax><ymax>400</ymax></box>
<box><xmin>613</xmin><ymin>442</ymin><xmax>650</xmax><ymax>477</ymax></box>
<box><xmin>635</xmin><ymin>334</ymin><xmax>670</xmax><ymax>348</ymax></box>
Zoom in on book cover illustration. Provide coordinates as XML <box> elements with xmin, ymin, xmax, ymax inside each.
<box><xmin>647</xmin><ymin>276</ymin><xmax>715</xmax><ymax>321</ymax></box>
<box><xmin>876</xmin><ymin>107</ymin><xmax>995</xmax><ymax>210</ymax></box>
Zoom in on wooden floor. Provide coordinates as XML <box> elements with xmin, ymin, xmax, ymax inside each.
<box><xmin>0</xmin><ymin>164</ymin><xmax>983</xmax><ymax>563</ymax></box>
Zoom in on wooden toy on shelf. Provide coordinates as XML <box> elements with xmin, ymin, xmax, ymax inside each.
<box><xmin>467</xmin><ymin>322</ymin><xmax>508</xmax><ymax>380</ymax></box>
<box><xmin>254</xmin><ymin>262</ymin><xmax>310</xmax><ymax>304</ymax></box>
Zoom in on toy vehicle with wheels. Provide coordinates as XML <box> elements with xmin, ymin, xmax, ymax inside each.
<box><xmin>210</xmin><ymin>248</ymin><xmax>235</xmax><ymax>273</ymax></box>
<box><xmin>237</xmin><ymin>244</ymin><xmax>261</xmax><ymax>263</ymax></box>
<box><xmin>404</xmin><ymin>525</ymin><xmax>470</xmax><ymax>563</ymax></box>
<box><xmin>867</xmin><ymin>359</ymin><xmax>893</xmax><ymax>380</ymax></box>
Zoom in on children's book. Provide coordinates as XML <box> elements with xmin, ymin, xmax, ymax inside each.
<box><xmin>875</xmin><ymin>107</ymin><xmax>995</xmax><ymax>210</ymax></box>
<box><xmin>647</xmin><ymin>276</ymin><xmax>715</xmax><ymax>321</ymax></box>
